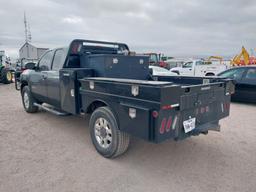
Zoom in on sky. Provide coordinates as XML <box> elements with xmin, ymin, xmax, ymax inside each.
<box><xmin>0</xmin><ymin>0</ymin><xmax>256</xmax><ymax>59</ymax></box>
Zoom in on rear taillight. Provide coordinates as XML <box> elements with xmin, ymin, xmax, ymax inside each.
<box><xmin>199</xmin><ymin>106</ymin><xmax>210</xmax><ymax>114</ymax></box>
<box><xmin>224</xmin><ymin>103</ymin><xmax>230</xmax><ymax>111</ymax></box>
<box><xmin>200</xmin><ymin>107</ymin><xmax>205</xmax><ymax>114</ymax></box>
<box><xmin>159</xmin><ymin>118</ymin><xmax>166</xmax><ymax>134</ymax></box>
<box><xmin>221</xmin><ymin>102</ymin><xmax>230</xmax><ymax>112</ymax></box>
<box><xmin>166</xmin><ymin>116</ymin><xmax>172</xmax><ymax>132</ymax></box>
<box><xmin>159</xmin><ymin>116</ymin><xmax>173</xmax><ymax>134</ymax></box>
<box><xmin>162</xmin><ymin>104</ymin><xmax>179</xmax><ymax>110</ymax></box>
<box><xmin>162</xmin><ymin>105</ymin><xmax>172</xmax><ymax>110</ymax></box>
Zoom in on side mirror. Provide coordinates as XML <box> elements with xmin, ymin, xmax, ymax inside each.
<box><xmin>25</xmin><ymin>62</ymin><xmax>36</xmax><ymax>70</ymax></box>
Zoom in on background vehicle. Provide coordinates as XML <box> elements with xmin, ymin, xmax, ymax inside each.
<box><xmin>143</xmin><ymin>53</ymin><xmax>168</xmax><ymax>68</ymax></box>
<box><xmin>206</xmin><ymin>56</ymin><xmax>223</xmax><ymax>64</ymax></box>
<box><xmin>149</xmin><ymin>66</ymin><xmax>177</xmax><ymax>76</ymax></box>
<box><xmin>14</xmin><ymin>58</ymin><xmax>38</xmax><ymax>90</ymax></box>
<box><xmin>218</xmin><ymin>66</ymin><xmax>256</xmax><ymax>102</ymax></box>
<box><xmin>170</xmin><ymin>59</ymin><xmax>228</xmax><ymax>76</ymax></box>
<box><xmin>165</xmin><ymin>58</ymin><xmax>185</xmax><ymax>69</ymax></box>
<box><xmin>19</xmin><ymin>39</ymin><xmax>234</xmax><ymax>158</ymax></box>
<box><xmin>231</xmin><ymin>46</ymin><xmax>256</xmax><ymax>66</ymax></box>
<box><xmin>0</xmin><ymin>51</ymin><xmax>13</xmax><ymax>84</ymax></box>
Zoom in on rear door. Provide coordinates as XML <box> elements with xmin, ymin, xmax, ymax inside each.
<box><xmin>238</xmin><ymin>68</ymin><xmax>256</xmax><ymax>102</ymax></box>
<box><xmin>46</xmin><ymin>48</ymin><xmax>67</xmax><ymax>107</ymax></box>
<box><xmin>30</xmin><ymin>50</ymin><xmax>54</xmax><ymax>102</ymax></box>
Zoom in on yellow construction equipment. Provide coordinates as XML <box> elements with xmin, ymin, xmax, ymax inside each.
<box><xmin>231</xmin><ymin>46</ymin><xmax>255</xmax><ymax>66</ymax></box>
<box><xmin>207</xmin><ymin>56</ymin><xmax>223</xmax><ymax>64</ymax></box>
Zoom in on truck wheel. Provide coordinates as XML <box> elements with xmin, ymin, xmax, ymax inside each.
<box><xmin>205</xmin><ymin>73</ymin><xmax>215</xmax><ymax>76</ymax></box>
<box><xmin>21</xmin><ymin>86</ymin><xmax>38</xmax><ymax>113</ymax></box>
<box><xmin>89</xmin><ymin>107</ymin><xmax>130</xmax><ymax>158</ymax></box>
<box><xmin>0</xmin><ymin>68</ymin><xmax>13</xmax><ymax>84</ymax></box>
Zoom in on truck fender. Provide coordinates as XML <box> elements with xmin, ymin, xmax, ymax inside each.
<box><xmin>20</xmin><ymin>80</ymin><xmax>28</xmax><ymax>92</ymax></box>
<box><xmin>86</xmin><ymin>99</ymin><xmax>121</xmax><ymax>129</ymax></box>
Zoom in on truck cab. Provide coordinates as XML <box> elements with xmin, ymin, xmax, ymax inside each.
<box><xmin>23</xmin><ymin>48</ymin><xmax>67</xmax><ymax>107</ymax></box>
<box><xmin>171</xmin><ymin>59</ymin><xmax>228</xmax><ymax>76</ymax></box>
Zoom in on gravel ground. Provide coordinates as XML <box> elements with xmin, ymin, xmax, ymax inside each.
<box><xmin>0</xmin><ymin>84</ymin><xmax>256</xmax><ymax>192</ymax></box>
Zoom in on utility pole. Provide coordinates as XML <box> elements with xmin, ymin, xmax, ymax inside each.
<box><xmin>24</xmin><ymin>12</ymin><xmax>28</xmax><ymax>43</ymax></box>
<box><xmin>24</xmin><ymin>12</ymin><xmax>32</xmax><ymax>59</ymax></box>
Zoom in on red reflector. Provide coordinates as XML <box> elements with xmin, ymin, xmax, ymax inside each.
<box><xmin>166</xmin><ymin>116</ymin><xmax>172</xmax><ymax>132</ymax></box>
<box><xmin>162</xmin><ymin>105</ymin><xmax>172</xmax><ymax>110</ymax></box>
<box><xmin>152</xmin><ymin>110</ymin><xmax>159</xmax><ymax>118</ymax></box>
<box><xmin>200</xmin><ymin>107</ymin><xmax>205</xmax><ymax>114</ymax></box>
<box><xmin>159</xmin><ymin>118</ymin><xmax>166</xmax><ymax>134</ymax></box>
<box><xmin>224</xmin><ymin>103</ymin><xmax>230</xmax><ymax>110</ymax></box>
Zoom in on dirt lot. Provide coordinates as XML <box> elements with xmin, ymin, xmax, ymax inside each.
<box><xmin>0</xmin><ymin>84</ymin><xmax>256</xmax><ymax>192</ymax></box>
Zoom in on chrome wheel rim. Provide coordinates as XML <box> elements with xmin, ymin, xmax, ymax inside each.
<box><xmin>7</xmin><ymin>72</ymin><xmax>12</xmax><ymax>81</ymax></box>
<box><xmin>23</xmin><ymin>92</ymin><xmax>29</xmax><ymax>109</ymax></box>
<box><xmin>94</xmin><ymin>117</ymin><xmax>112</xmax><ymax>149</ymax></box>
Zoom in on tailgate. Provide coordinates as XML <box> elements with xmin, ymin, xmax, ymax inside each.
<box><xmin>180</xmin><ymin>82</ymin><xmax>231</xmax><ymax>120</ymax></box>
<box><xmin>179</xmin><ymin>82</ymin><xmax>230</xmax><ymax>136</ymax></box>
<box><xmin>154</xmin><ymin>81</ymin><xmax>233</xmax><ymax>142</ymax></box>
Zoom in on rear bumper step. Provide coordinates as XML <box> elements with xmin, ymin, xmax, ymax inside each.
<box><xmin>190</xmin><ymin>122</ymin><xmax>220</xmax><ymax>136</ymax></box>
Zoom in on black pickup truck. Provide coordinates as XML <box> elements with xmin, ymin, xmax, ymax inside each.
<box><xmin>19</xmin><ymin>39</ymin><xmax>234</xmax><ymax>158</ymax></box>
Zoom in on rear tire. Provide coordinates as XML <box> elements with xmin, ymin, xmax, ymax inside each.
<box><xmin>89</xmin><ymin>107</ymin><xmax>130</xmax><ymax>158</ymax></box>
<box><xmin>21</xmin><ymin>86</ymin><xmax>38</xmax><ymax>113</ymax></box>
<box><xmin>0</xmin><ymin>68</ymin><xmax>13</xmax><ymax>84</ymax></box>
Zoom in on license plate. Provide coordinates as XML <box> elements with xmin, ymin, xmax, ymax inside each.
<box><xmin>183</xmin><ymin>118</ymin><xmax>196</xmax><ymax>133</ymax></box>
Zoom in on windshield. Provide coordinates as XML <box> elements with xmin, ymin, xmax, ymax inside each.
<box><xmin>149</xmin><ymin>54</ymin><xmax>158</xmax><ymax>63</ymax></box>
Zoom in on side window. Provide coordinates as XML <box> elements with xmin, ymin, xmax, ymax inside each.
<box><xmin>220</xmin><ymin>68</ymin><xmax>245</xmax><ymax>80</ymax></box>
<box><xmin>183</xmin><ymin>62</ymin><xmax>193</xmax><ymax>68</ymax></box>
<box><xmin>38</xmin><ymin>51</ymin><xmax>54</xmax><ymax>71</ymax></box>
<box><xmin>52</xmin><ymin>49</ymin><xmax>66</xmax><ymax>71</ymax></box>
<box><xmin>196</xmin><ymin>61</ymin><xmax>203</xmax><ymax>65</ymax></box>
<box><xmin>244</xmin><ymin>68</ymin><xmax>256</xmax><ymax>80</ymax></box>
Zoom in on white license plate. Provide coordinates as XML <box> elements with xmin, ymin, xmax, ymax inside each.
<box><xmin>183</xmin><ymin>118</ymin><xmax>196</xmax><ymax>133</ymax></box>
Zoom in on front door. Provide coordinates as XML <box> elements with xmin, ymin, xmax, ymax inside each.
<box><xmin>30</xmin><ymin>50</ymin><xmax>54</xmax><ymax>103</ymax></box>
<box><xmin>181</xmin><ymin>61</ymin><xmax>193</xmax><ymax>76</ymax></box>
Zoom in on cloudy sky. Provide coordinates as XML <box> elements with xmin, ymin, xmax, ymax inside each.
<box><xmin>0</xmin><ymin>0</ymin><xmax>256</xmax><ymax>59</ymax></box>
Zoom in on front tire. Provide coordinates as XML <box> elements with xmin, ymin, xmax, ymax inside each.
<box><xmin>21</xmin><ymin>86</ymin><xmax>38</xmax><ymax>113</ymax></box>
<box><xmin>89</xmin><ymin>107</ymin><xmax>130</xmax><ymax>158</ymax></box>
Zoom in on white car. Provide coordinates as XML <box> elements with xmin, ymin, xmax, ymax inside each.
<box><xmin>149</xmin><ymin>66</ymin><xmax>178</xmax><ymax>76</ymax></box>
<box><xmin>170</xmin><ymin>59</ymin><xmax>228</xmax><ymax>76</ymax></box>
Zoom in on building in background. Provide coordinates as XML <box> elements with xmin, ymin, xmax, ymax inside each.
<box><xmin>0</xmin><ymin>50</ymin><xmax>5</xmax><ymax>65</ymax></box>
<box><xmin>0</xmin><ymin>50</ymin><xmax>11</xmax><ymax>65</ymax></box>
<box><xmin>19</xmin><ymin>42</ymin><xmax>48</xmax><ymax>60</ymax></box>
